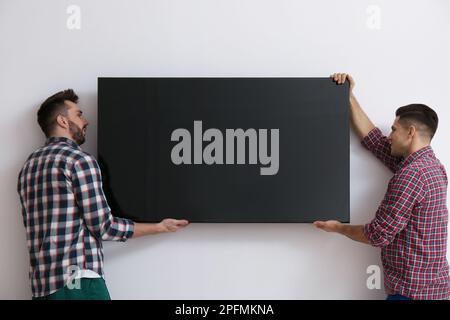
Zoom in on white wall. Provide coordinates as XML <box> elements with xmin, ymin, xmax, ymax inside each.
<box><xmin>1</xmin><ymin>0</ymin><xmax>449</xmax><ymax>299</ymax></box>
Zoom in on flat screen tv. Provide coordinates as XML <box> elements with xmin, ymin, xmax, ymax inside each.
<box><xmin>98</xmin><ymin>78</ymin><xmax>349</xmax><ymax>223</ymax></box>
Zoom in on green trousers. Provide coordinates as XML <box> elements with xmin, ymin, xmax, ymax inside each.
<box><xmin>33</xmin><ymin>278</ymin><xmax>111</xmax><ymax>300</ymax></box>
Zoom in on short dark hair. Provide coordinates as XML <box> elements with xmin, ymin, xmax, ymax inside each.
<box><xmin>395</xmin><ymin>104</ymin><xmax>438</xmax><ymax>140</ymax></box>
<box><xmin>37</xmin><ymin>89</ymin><xmax>78</xmax><ymax>137</ymax></box>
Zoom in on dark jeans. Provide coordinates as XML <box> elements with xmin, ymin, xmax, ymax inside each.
<box><xmin>386</xmin><ymin>294</ymin><xmax>412</xmax><ymax>300</ymax></box>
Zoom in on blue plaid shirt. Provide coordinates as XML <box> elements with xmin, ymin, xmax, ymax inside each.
<box><xmin>17</xmin><ymin>136</ymin><xmax>135</xmax><ymax>297</ymax></box>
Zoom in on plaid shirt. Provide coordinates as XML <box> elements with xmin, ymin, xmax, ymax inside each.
<box><xmin>17</xmin><ymin>137</ymin><xmax>135</xmax><ymax>298</ymax></box>
<box><xmin>362</xmin><ymin>127</ymin><xmax>450</xmax><ymax>300</ymax></box>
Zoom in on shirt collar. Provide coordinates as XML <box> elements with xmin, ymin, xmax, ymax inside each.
<box><xmin>398</xmin><ymin>145</ymin><xmax>434</xmax><ymax>169</ymax></box>
<box><xmin>45</xmin><ymin>136</ymin><xmax>81</xmax><ymax>150</ymax></box>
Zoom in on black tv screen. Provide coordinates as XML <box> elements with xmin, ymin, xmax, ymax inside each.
<box><xmin>98</xmin><ymin>78</ymin><xmax>349</xmax><ymax>223</ymax></box>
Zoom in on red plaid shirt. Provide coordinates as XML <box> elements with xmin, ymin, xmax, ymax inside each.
<box><xmin>362</xmin><ymin>127</ymin><xmax>450</xmax><ymax>300</ymax></box>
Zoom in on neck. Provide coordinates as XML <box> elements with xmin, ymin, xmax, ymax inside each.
<box><xmin>405</xmin><ymin>141</ymin><xmax>430</xmax><ymax>158</ymax></box>
<box><xmin>49</xmin><ymin>133</ymin><xmax>74</xmax><ymax>142</ymax></box>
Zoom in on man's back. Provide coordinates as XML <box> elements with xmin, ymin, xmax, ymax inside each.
<box><xmin>17</xmin><ymin>137</ymin><xmax>134</xmax><ymax>298</ymax></box>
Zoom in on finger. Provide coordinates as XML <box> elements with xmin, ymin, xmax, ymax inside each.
<box><xmin>333</xmin><ymin>73</ymin><xmax>339</xmax><ymax>82</ymax></box>
<box><xmin>347</xmin><ymin>74</ymin><xmax>354</xmax><ymax>85</ymax></box>
<box><xmin>175</xmin><ymin>219</ymin><xmax>189</xmax><ymax>226</ymax></box>
<box><xmin>339</xmin><ymin>73</ymin><xmax>347</xmax><ymax>84</ymax></box>
<box><xmin>313</xmin><ymin>221</ymin><xmax>324</xmax><ymax>228</ymax></box>
<box><xmin>175</xmin><ymin>222</ymin><xmax>188</xmax><ymax>228</ymax></box>
<box><xmin>164</xmin><ymin>218</ymin><xmax>187</xmax><ymax>224</ymax></box>
<box><xmin>168</xmin><ymin>220</ymin><xmax>189</xmax><ymax>230</ymax></box>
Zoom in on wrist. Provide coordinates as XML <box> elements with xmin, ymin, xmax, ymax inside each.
<box><xmin>155</xmin><ymin>222</ymin><xmax>166</xmax><ymax>233</ymax></box>
<box><xmin>337</xmin><ymin>223</ymin><xmax>347</xmax><ymax>235</ymax></box>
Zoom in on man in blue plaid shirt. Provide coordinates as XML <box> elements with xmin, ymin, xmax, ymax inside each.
<box><xmin>17</xmin><ymin>89</ymin><xmax>189</xmax><ymax>300</ymax></box>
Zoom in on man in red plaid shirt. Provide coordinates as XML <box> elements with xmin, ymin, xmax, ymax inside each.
<box><xmin>315</xmin><ymin>73</ymin><xmax>450</xmax><ymax>300</ymax></box>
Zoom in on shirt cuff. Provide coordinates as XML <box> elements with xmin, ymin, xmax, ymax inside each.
<box><xmin>361</xmin><ymin>127</ymin><xmax>383</xmax><ymax>151</ymax></box>
<box><xmin>118</xmin><ymin>218</ymin><xmax>135</xmax><ymax>242</ymax></box>
<box><xmin>363</xmin><ymin>222</ymin><xmax>375</xmax><ymax>246</ymax></box>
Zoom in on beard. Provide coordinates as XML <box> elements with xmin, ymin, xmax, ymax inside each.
<box><xmin>390</xmin><ymin>145</ymin><xmax>399</xmax><ymax>156</ymax></box>
<box><xmin>390</xmin><ymin>143</ymin><xmax>406</xmax><ymax>157</ymax></box>
<box><xmin>69</xmin><ymin>120</ymin><xmax>87</xmax><ymax>145</ymax></box>
<box><xmin>390</xmin><ymin>149</ymin><xmax>400</xmax><ymax>156</ymax></box>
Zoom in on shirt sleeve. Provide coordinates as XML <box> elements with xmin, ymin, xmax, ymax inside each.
<box><xmin>363</xmin><ymin>168</ymin><xmax>425</xmax><ymax>247</ymax></box>
<box><xmin>361</xmin><ymin>127</ymin><xmax>403</xmax><ymax>173</ymax></box>
<box><xmin>71</xmin><ymin>155</ymin><xmax>134</xmax><ymax>242</ymax></box>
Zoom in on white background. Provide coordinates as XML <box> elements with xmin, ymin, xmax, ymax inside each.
<box><xmin>1</xmin><ymin>0</ymin><xmax>449</xmax><ymax>299</ymax></box>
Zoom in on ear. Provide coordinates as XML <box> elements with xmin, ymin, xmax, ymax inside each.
<box><xmin>408</xmin><ymin>125</ymin><xmax>417</xmax><ymax>138</ymax></box>
<box><xmin>55</xmin><ymin>114</ymin><xmax>69</xmax><ymax>130</ymax></box>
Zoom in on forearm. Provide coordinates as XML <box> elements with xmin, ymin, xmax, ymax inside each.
<box><xmin>349</xmin><ymin>93</ymin><xmax>375</xmax><ymax>140</ymax></box>
<box><xmin>338</xmin><ymin>224</ymin><xmax>371</xmax><ymax>245</ymax></box>
<box><xmin>132</xmin><ymin>222</ymin><xmax>165</xmax><ymax>238</ymax></box>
